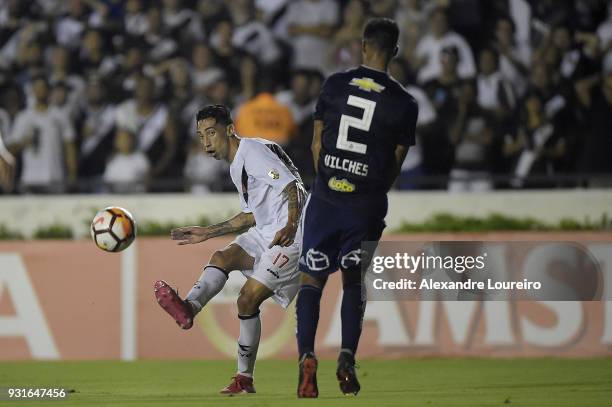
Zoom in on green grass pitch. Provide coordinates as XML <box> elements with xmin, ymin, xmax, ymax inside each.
<box><xmin>2</xmin><ymin>359</ymin><xmax>611</xmax><ymax>406</ymax></box>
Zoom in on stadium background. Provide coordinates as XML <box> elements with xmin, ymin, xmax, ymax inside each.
<box><xmin>0</xmin><ymin>0</ymin><xmax>611</xmax><ymax>405</ymax></box>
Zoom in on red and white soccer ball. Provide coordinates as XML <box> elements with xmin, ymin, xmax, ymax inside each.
<box><xmin>91</xmin><ymin>207</ymin><xmax>136</xmax><ymax>252</ymax></box>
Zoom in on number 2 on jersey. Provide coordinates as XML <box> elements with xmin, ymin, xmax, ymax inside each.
<box><xmin>337</xmin><ymin>95</ymin><xmax>377</xmax><ymax>155</ymax></box>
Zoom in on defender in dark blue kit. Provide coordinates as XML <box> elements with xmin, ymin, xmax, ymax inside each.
<box><xmin>296</xmin><ymin>18</ymin><xmax>418</xmax><ymax>398</ymax></box>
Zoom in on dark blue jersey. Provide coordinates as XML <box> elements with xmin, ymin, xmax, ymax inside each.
<box><xmin>312</xmin><ymin>65</ymin><xmax>418</xmax><ymax>210</ymax></box>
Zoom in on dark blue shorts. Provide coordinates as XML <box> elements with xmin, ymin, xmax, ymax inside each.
<box><xmin>298</xmin><ymin>194</ymin><xmax>386</xmax><ymax>277</ymax></box>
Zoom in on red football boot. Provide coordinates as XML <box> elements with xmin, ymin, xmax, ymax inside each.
<box><xmin>153</xmin><ymin>280</ymin><xmax>193</xmax><ymax>329</ymax></box>
<box><xmin>297</xmin><ymin>353</ymin><xmax>318</xmax><ymax>398</ymax></box>
<box><xmin>219</xmin><ymin>375</ymin><xmax>256</xmax><ymax>395</ymax></box>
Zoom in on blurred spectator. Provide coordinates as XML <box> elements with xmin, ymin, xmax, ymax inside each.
<box><xmin>395</xmin><ymin>0</ymin><xmax>435</xmax><ymax>32</ymax></box>
<box><xmin>389</xmin><ymin>58</ymin><xmax>437</xmax><ymax>190</ymax></box>
<box><xmin>445</xmin><ymin>0</ymin><xmax>484</xmax><ymax>51</ymax></box>
<box><xmin>597</xmin><ymin>3</ymin><xmax>612</xmax><ymax>55</ymax></box>
<box><xmin>423</xmin><ymin>46</ymin><xmax>465</xmax><ymax>175</ymax></box>
<box><xmin>308</xmin><ymin>69</ymin><xmax>324</xmax><ymax>101</ymax></box>
<box><xmin>286</xmin><ymin>0</ymin><xmax>339</xmax><ymax>71</ymax></box>
<box><xmin>0</xmin><ymin>0</ymin><xmax>29</xmax><ymax>47</ymax></box>
<box><xmin>6</xmin><ymin>75</ymin><xmax>77</xmax><ymax>193</ymax></box>
<box><xmin>47</xmin><ymin>45</ymin><xmax>85</xmax><ymax>110</ymax></box>
<box><xmin>115</xmin><ymin>74</ymin><xmax>175</xmax><ymax>178</ymax></box>
<box><xmin>77</xmin><ymin>76</ymin><xmax>116</xmax><ymax>191</ymax></box>
<box><xmin>542</xmin><ymin>25</ymin><xmax>600</xmax><ymax>83</ymax></box>
<box><xmin>0</xmin><ymin>85</ymin><xmax>19</xmax><ymax>192</ymax></box>
<box><xmin>86</xmin><ymin>0</ymin><xmax>123</xmax><ymax>30</ymax></box>
<box><xmin>54</xmin><ymin>0</ymin><xmax>88</xmax><ymax>50</ymax></box>
<box><xmin>1</xmin><ymin>18</ymin><xmax>49</xmax><ymax>72</ymax></box>
<box><xmin>183</xmin><ymin>137</ymin><xmax>230</xmax><ymax>193</ymax></box>
<box><xmin>448</xmin><ymin>81</ymin><xmax>496</xmax><ymax>192</ymax></box>
<box><xmin>573</xmin><ymin>55</ymin><xmax>612</xmax><ymax>183</ymax></box>
<box><xmin>103</xmin><ymin>128</ymin><xmax>150</xmax><ymax>193</ymax></box>
<box><xmin>162</xmin><ymin>58</ymin><xmax>195</xmax><ymax>131</ymax></box>
<box><xmin>207</xmin><ymin>75</ymin><xmax>233</xmax><ymax>108</ymax></box>
<box><xmin>234</xmin><ymin>53</ymin><xmax>259</xmax><ymax>107</ymax></box>
<box><xmin>493</xmin><ymin>16</ymin><xmax>531</xmax><ymax>97</ymax></box>
<box><xmin>14</xmin><ymin>34</ymin><xmax>46</xmax><ymax>86</ymax></box>
<box><xmin>369</xmin><ymin>0</ymin><xmax>398</xmax><ymax>18</ymax></box>
<box><xmin>114</xmin><ymin>43</ymin><xmax>145</xmax><ymax>100</ymax></box>
<box><xmin>141</xmin><ymin>5</ymin><xmax>179</xmax><ymax>63</ymax></box>
<box><xmin>190</xmin><ymin>43</ymin><xmax>224</xmax><ymax>90</ymax></box>
<box><xmin>528</xmin><ymin>61</ymin><xmax>567</xmax><ymax>123</ymax></box>
<box><xmin>415</xmin><ymin>7</ymin><xmax>476</xmax><ymax>84</ymax></box>
<box><xmin>476</xmin><ymin>47</ymin><xmax>515</xmax><ymax>126</ymax></box>
<box><xmin>79</xmin><ymin>28</ymin><xmax>118</xmax><ymax>79</ymax></box>
<box><xmin>194</xmin><ymin>0</ymin><xmax>232</xmax><ymax>38</ymax></box>
<box><xmin>124</xmin><ymin>0</ymin><xmax>148</xmax><ymax>36</ymax></box>
<box><xmin>506</xmin><ymin>91</ymin><xmax>565</xmax><ymax>188</ymax></box>
<box><xmin>276</xmin><ymin>69</ymin><xmax>315</xmax><ymax>127</ymax></box>
<box><xmin>162</xmin><ymin>0</ymin><xmax>203</xmax><ymax>44</ymax></box>
<box><xmin>235</xmin><ymin>80</ymin><xmax>295</xmax><ymax>145</ymax></box>
<box><xmin>50</xmin><ymin>80</ymin><xmax>79</xmax><ymax>121</ymax></box>
<box><xmin>529</xmin><ymin>0</ymin><xmax>570</xmax><ymax>42</ymax></box>
<box><xmin>230</xmin><ymin>0</ymin><xmax>282</xmax><ymax>67</ymax></box>
<box><xmin>397</xmin><ymin>2</ymin><xmax>427</xmax><ymax>83</ymax></box>
<box><xmin>279</xmin><ymin>69</ymin><xmax>319</xmax><ymax>187</ymax></box>
<box><xmin>328</xmin><ymin>0</ymin><xmax>367</xmax><ymax>71</ymax></box>
<box><xmin>0</xmin><ymin>85</ymin><xmax>23</xmax><ymax>142</ymax></box>
<box><xmin>210</xmin><ymin>19</ymin><xmax>246</xmax><ymax>85</ymax></box>
<box><xmin>163</xmin><ymin>57</ymin><xmax>196</xmax><ymax>184</ymax></box>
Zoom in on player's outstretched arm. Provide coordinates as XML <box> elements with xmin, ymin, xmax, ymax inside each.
<box><xmin>269</xmin><ymin>180</ymin><xmax>302</xmax><ymax>248</ymax></box>
<box><xmin>171</xmin><ymin>212</ymin><xmax>255</xmax><ymax>245</ymax></box>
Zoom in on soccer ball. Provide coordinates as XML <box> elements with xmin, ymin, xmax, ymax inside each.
<box><xmin>91</xmin><ymin>207</ymin><xmax>136</xmax><ymax>252</ymax></box>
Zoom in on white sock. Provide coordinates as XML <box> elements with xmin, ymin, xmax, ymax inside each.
<box><xmin>185</xmin><ymin>265</ymin><xmax>228</xmax><ymax>314</ymax></box>
<box><xmin>237</xmin><ymin>311</ymin><xmax>261</xmax><ymax>376</ymax></box>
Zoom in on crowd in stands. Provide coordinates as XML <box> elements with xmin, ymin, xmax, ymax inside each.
<box><xmin>0</xmin><ymin>0</ymin><xmax>611</xmax><ymax>194</ymax></box>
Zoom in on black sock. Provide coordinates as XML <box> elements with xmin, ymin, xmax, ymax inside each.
<box><xmin>296</xmin><ymin>284</ymin><xmax>322</xmax><ymax>358</ymax></box>
<box><xmin>340</xmin><ymin>282</ymin><xmax>365</xmax><ymax>356</ymax></box>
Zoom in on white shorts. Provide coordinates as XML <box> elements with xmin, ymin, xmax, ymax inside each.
<box><xmin>231</xmin><ymin>226</ymin><xmax>301</xmax><ymax>308</ymax></box>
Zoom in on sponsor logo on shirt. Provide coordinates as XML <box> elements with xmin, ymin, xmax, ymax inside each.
<box><xmin>268</xmin><ymin>169</ymin><xmax>280</xmax><ymax>180</ymax></box>
<box><xmin>266</xmin><ymin>268</ymin><xmax>280</xmax><ymax>279</ymax></box>
<box><xmin>349</xmin><ymin>77</ymin><xmax>385</xmax><ymax>93</ymax></box>
<box><xmin>328</xmin><ymin>176</ymin><xmax>356</xmax><ymax>193</ymax></box>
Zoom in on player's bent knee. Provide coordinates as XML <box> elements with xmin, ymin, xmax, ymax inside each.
<box><xmin>237</xmin><ymin>291</ymin><xmax>259</xmax><ymax>315</ymax></box>
<box><xmin>209</xmin><ymin>250</ymin><xmax>230</xmax><ymax>270</ymax></box>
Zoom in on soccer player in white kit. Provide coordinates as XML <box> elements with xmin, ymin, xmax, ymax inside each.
<box><xmin>154</xmin><ymin>105</ymin><xmax>306</xmax><ymax>395</ymax></box>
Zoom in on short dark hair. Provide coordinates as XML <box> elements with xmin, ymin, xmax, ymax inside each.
<box><xmin>441</xmin><ymin>45</ymin><xmax>460</xmax><ymax>62</ymax></box>
<box><xmin>30</xmin><ymin>73</ymin><xmax>48</xmax><ymax>86</ymax></box>
<box><xmin>496</xmin><ymin>16</ymin><xmax>516</xmax><ymax>33</ymax></box>
<box><xmin>363</xmin><ymin>18</ymin><xmax>399</xmax><ymax>59</ymax></box>
<box><xmin>196</xmin><ymin>104</ymin><xmax>233</xmax><ymax>126</ymax></box>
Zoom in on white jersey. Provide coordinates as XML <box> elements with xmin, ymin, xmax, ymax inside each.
<box><xmin>229</xmin><ymin>137</ymin><xmax>305</xmax><ymax>242</ymax></box>
<box><xmin>8</xmin><ymin>106</ymin><xmax>75</xmax><ymax>186</ymax></box>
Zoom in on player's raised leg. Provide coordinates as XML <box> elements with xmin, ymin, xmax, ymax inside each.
<box><xmin>220</xmin><ymin>277</ymin><xmax>274</xmax><ymax>395</ymax></box>
<box><xmin>154</xmin><ymin>244</ymin><xmax>254</xmax><ymax>329</ymax></box>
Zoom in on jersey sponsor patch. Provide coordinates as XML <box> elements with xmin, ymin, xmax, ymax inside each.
<box><xmin>305</xmin><ymin>249</ymin><xmax>330</xmax><ymax>271</ymax></box>
<box><xmin>268</xmin><ymin>168</ymin><xmax>280</xmax><ymax>180</ymax></box>
<box><xmin>328</xmin><ymin>176</ymin><xmax>356</xmax><ymax>193</ymax></box>
<box><xmin>340</xmin><ymin>249</ymin><xmax>363</xmax><ymax>270</ymax></box>
<box><xmin>349</xmin><ymin>77</ymin><xmax>385</xmax><ymax>93</ymax></box>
